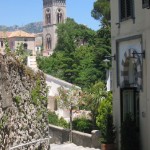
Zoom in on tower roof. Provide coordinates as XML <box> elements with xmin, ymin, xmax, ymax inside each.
<box><xmin>43</xmin><ymin>0</ymin><xmax>66</xmax><ymax>7</ymax></box>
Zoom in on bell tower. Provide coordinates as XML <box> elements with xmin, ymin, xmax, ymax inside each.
<box><xmin>43</xmin><ymin>0</ymin><xmax>66</xmax><ymax>56</ymax></box>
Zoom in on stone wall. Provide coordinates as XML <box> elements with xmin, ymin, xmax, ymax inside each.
<box><xmin>72</xmin><ymin>130</ymin><xmax>92</xmax><ymax>148</ymax></box>
<box><xmin>49</xmin><ymin>124</ymin><xmax>69</xmax><ymax>144</ymax></box>
<box><xmin>49</xmin><ymin>124</ymin><xmax>101</xmax><ymax>148</ymax></box>
<box><xmin>0</xmin><ymin>54</ymin><xmax>49</xmax><ymax>150</ymax></box>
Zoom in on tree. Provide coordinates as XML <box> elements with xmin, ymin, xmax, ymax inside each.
<box><xmin>37</xmin><ymin>18</ymin><xmax>111</xmax><ymax>89</ymax></box>
<box><xmin>4</xmin><ymin>38</ymin><xmax>11</xmax><ymax>54</ymax></box>
<box><xmin>15</xmin><ymin>43</ymin><xmax>31</xmax><ymax>64</ymax></box>
<box><xmin>55</xmin><ymin>18</ymin><xmax>96</xmax><ymax>53</ymax></box>
<box><xmin>96</xmin><ymin>93</ymin><xmax>115</xmax><ymax>144</ymax></box>
<box><xmin>81</xmin><ymin>82</ymin><xmax>110</xmax><ymax>128</ymax></box>
<box><xmin>91</xmin><ymin>0</ymin><xmax>110</xmax><ymax>26</ymax></box>
<box><xmin>56</xmin><ymin>86</ymin><xmax>81</xmax><ymax>142</ymax></box>
<box><xmin>93</xmin><ymin>26</ymin><xmax>111</xmax><ymax>80</ymax></box>
<box><xmin>73</xmin><ymin>45</ymin><xmax>100</xmax><ymax>88</ymax></box>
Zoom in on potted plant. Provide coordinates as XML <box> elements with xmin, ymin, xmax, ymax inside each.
<box><xmin>96</xmin><ymin>94</ymin><xmax>116</xmax><ymax>150</ymax></box>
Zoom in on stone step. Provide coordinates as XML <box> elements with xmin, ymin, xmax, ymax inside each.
<box><xmin>50</xmin><ymin>143</ymin><xmax>100</xmax><ymax>150</ymax></box>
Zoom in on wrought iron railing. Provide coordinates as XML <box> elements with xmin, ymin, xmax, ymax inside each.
<box><xmin>9</xmin><ymin>137</ymin><xmax>51</xmax><ymax>150</ymax></box>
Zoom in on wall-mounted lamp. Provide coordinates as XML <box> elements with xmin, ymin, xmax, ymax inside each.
<box><xmin>116</xmin><ymin>22</ymin><xmax>120</xmax><ymax>28</ymax></box>
<box><xmin>132</xmin><ymin>50</ymin><xmax>145</xmax><ymax>59</ymax></box>
<box><xmin>104</xmin><ymin>54</ymin><xmax>116</xmax><ymax>61</ymax></box>
<box><xmin>103</xmin><ymin>58</ymin><xmax>110</xmax><ymax>63</ymax></box>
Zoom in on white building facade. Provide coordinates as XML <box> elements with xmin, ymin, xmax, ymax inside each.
<box><xmin>111</xmin><ymin>0</ymin><xmax>150</xmax><ymax>150</ymax></box>
<box><xmin>46</xmin><ymin>74</ymin><xmax>80</xmax><ymax>121</ymax></box>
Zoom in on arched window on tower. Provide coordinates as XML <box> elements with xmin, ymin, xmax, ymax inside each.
<box><xmin>45</xmin><ymin>8</ymin><xmax>51</xmax><ymax>25</ymax></box>
<box><xmin>57</xmin><ymin>9</ymin><xmax>63</xmax><ymax>23</ymax></box>
<box><xmin>46</xmin><ymin>34</ymin><xmax>52</xmax><ymax>50</ymax></box>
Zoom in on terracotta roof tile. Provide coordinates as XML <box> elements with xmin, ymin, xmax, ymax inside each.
<box><xmin>8</xmin><ymin>30</ymin><xmax>35</xmax><ymax>38</ymax></box>
<box><xmin>0</xmin><ymin>31</ymin><xmax>11</xmax><ymax>38</ymax></box>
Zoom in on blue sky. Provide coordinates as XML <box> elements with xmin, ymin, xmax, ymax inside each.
<box><xmin>0</xmin><ymin>0</ymin><xmax>100</xmax><ymax>31</ymax></box>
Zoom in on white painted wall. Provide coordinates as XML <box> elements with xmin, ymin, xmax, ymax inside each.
<box><xmin>46</xmin><ymin>74</ymin><xmax>80</xmax><ymax>121</ymax></box>
<box><xmin>111</xmin><ymin>1</ymin><xmax>150</xmax><ymax>149</ymax></box>
<box><xmin>106</xmin><ymin>69</ymin><xmax>112</xmax><ymax>91</ymax></box>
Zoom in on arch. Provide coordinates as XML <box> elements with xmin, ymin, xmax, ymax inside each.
<box><xmin>56</xmin><ymin>8</ymin><xmax>64</xmax><ymax>23</ymax></box>
<box><xmin>121</xmin><ymin>48</ymin><xmax>142</xmax><ymax>90</ymax></box>
<box><xmin>45</xmin><ymin>8</ymin><xmax>51</xmax><ymax>24</ymax></box>
<box><xmin>46</xmin><ymin>34</ymin><xmax>52</xmax><ymax>50</ymax></box>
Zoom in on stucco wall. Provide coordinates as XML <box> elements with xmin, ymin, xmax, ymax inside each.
<box><xmin>111</xmin><ymin>0</ymin><xmax>150</xmax><ymax>150</ymax></box>
<box><xmin>46</xmin><ymin>74</ymin><xmax>80</xmax><ymax>119</ymax></box>
<box><xmin>12</xmin><ymin>37</ymin><xmax>35</xmax><ymax>53</ymax></box>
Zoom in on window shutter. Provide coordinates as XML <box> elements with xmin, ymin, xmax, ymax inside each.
<box><xmin>142</xmin><ymin>0</ymin><xmax>150</xmax><ymax>8</ymax></box>
<box><xmin>120</xmin><ymin>0</ymin><xmax>135</xmax><ymax>20</ymax></box>
<box><xmin>120</xmin><ymin>0</ymin><xmax>126</xmax><ymax>20</ymax></box>
<box><xmin>130</xmin><ymin>0</ymin><xmax>135</xmax><ymax>19</ymax></box>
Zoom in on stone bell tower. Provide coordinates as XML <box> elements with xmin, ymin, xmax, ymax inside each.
<box><xmin>43</xmin><ymin>0</ymin><xmax>66</xmax><ymax>56</ymax></box>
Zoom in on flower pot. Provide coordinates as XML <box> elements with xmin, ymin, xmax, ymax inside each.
<box><xmin>101</xmin><ymin>143</ymin><xmax>115</xmax><ymax>150</ymax></box>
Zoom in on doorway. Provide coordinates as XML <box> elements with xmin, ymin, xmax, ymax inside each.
<box><xmin>121</xmin><ymin>88</ymin><xmax>139</xmax><ymax>127</ymax></box>
<box><xmin>121</xmin><ymin>88</ymin><xmax>140</xmax><ymax>149</ymax></box>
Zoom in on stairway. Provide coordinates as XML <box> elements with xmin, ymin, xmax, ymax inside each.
<box><xmin>51</xmin><ymin>143</ymin><xmax>100</xmax><ymax>150</ymax></box>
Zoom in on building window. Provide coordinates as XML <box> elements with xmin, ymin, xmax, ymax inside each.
<box><xmin>142</xmin><ymin>0</ymin><xmax>150</xmax><ymax>8</ymax></box>
<box><xmin>1</xmin><ymin>41</ymin><xmax>3</xmax><ymax>47</ymax></box>
<box><xmin>45</xmin><ymin>8</ymin><xmax>51</xmax><ymax>24</ymax></box>
<box><xmin>120</xmin><ymin>0</ymin><xmax>134</xmax><ymax>20</ymax></box>
<box><xmin>57</xmin><ymin>9</ymin><xmax>63</xmax><ymax>23</ymax></box>
<box><xmin>24</xmin><ymin>38</ymin><xmax>27</xmax><ymax>42</ymax></box>
<box><xmin>24</xmin><ymin>43</ymin><xmax>28</xmax><ymax>50</ymax></box>
<box><xmin>46</xmin><ymin>34</ymin><xmax>51</xmax><ymax>50</ymax></box>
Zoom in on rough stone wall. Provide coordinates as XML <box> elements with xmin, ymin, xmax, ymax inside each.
<box><xmin>0</xmin><ymin>54</ymin><xmax>49</xmax><ymax>150</ymax></box>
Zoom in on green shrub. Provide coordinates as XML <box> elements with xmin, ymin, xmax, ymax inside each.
<box><xmin>58</xmin><ymin>117</ymin><xmax>69</xmax><ymax>129</ymax></box>
<box><xmin>48</xmin><ymin>111</ymin><xmax>69</xmax><ymax>129</ymax></box>
<box><xmin>96</xmin><ymin>96</ymin><xmax>116</xmax><ymax>144</ymax></box>
<box><xmin>48</xmin><ymin>111</ymin><xmax>59</xmax><ymax>125</ymax></box>
<box><xmin>0</xmin><ymin>115</ymin><xmax>8</xmax><ymax>130</ymax></box>
<box><xmin>31</xmin><ymin>78</ymin><xmax>47</xmax><ymax>105</ymax></box>
<box><xmin>72</xmin><ymin>117</ymin><xmax>93</xmax><ymax>133</ymax></box>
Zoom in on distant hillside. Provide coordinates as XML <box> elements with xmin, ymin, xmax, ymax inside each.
<box><xmin>0</xmin><ymin>21</ymin><xmax>43</xmax><ymax>33</ymax></box>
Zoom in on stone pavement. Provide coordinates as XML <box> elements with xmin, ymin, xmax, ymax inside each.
<box><xmin>50</xmin><ymin>143</ymin><xmax>100</xmax><ymax>150</ymax></box>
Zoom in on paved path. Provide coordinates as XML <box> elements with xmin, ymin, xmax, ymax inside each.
<box><xmin>51</xmin><ymin>143</ymin><xmax>100</xmax><ymax>150</ymax></box>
